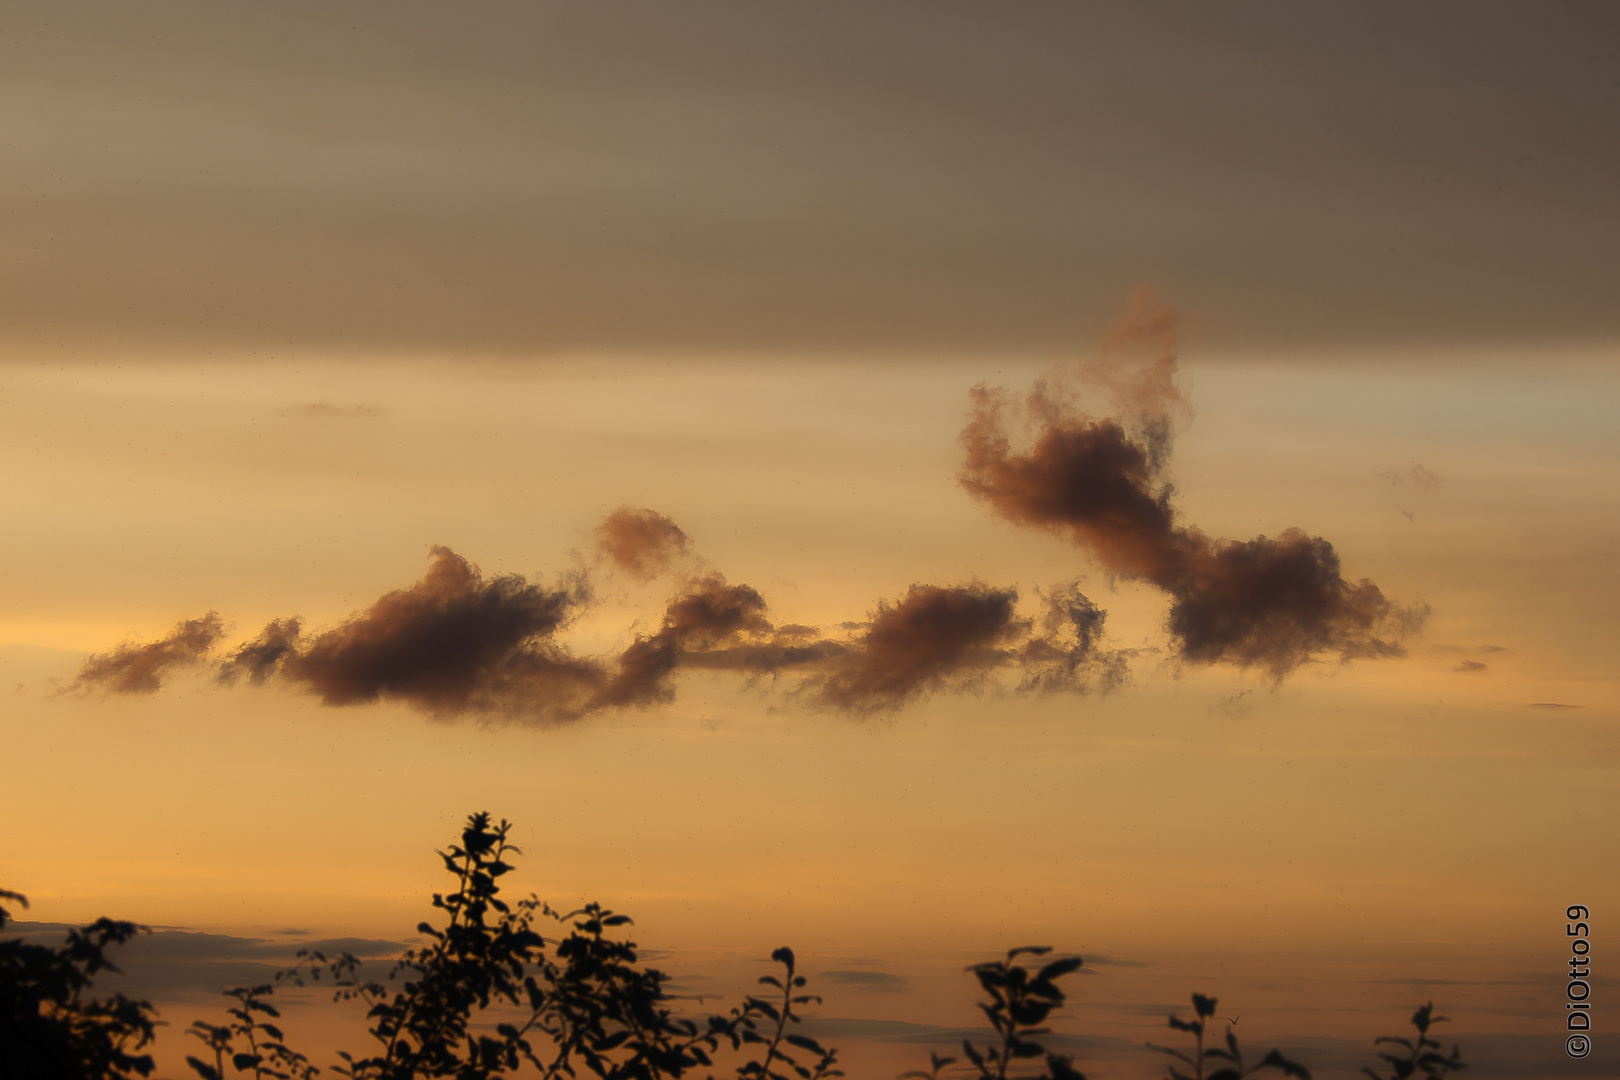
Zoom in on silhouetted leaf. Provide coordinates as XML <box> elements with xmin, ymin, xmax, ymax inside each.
<box><xmin>185</xmin><ymin>1057</ymin><xmax>222</xmax><ymax>1080</ymax></box>
<box><xmin>1258</xmin><ymin>1048</ymin><xmax>1313</xmax><ymax>1078</ymax></box>
<box><xmin>1147</xmin><ymin>1041</ymin><xmax>1195</xmax><ymax>1066</ymax></box>
<box><xmin>1039</xmin><ymin>957</ymin><xmax>1083</xmax><ymax>981</ymax></box>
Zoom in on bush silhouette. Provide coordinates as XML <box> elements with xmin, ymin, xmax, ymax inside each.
<box><xmin>1</xmin><ymin>814</ymin><xmax>1472</xmax><ymax>1080</ymax></box>
<box><xmin>0</xmin><ymin>888</ymin><xmax>159</xmax><ymax>1079</ymax></box>
<box><xmin>186</xmin><ymin>985</ymin><xmax>318</xmax><ymax>1080</ymax></box>
<box><xmin>192</xmin><ymin>812</ymin><xmax>841</xmax><ymax>1080</ymax></box>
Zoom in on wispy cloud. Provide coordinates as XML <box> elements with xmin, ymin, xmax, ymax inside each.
<box><xmin>1381</xmin><ymin>463</ymin><xmax>1442</xmax><ymax>488</ymax></box>
<box><xmin>70</xmin><ymin>614</ymin><xmax>225</xmax><ymax>695</ymax></box>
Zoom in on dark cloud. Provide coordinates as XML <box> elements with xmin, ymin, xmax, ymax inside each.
<box><xmin>593</xmin><ymin>574</ymin><xmax>772</xmax><ymax>710</ymax></box>
<box><xmin>1453</xmin><ymin>659</ymin><xmax>1488</xmax><ymax>673</ymax></box>
<box><xmin>670</xmin><ymin>576</ymin><xmax>1127</xmax><ymax>714</ymax></box>
<box><xmin>70</xmin><ymin>613</ymin><xmax>224</xmax><ymax>694</ymax></box>
<box><xmin>1169</xmin><ymin>527</ymin><xmax>1419</xmax><ymax>677</ymax></box>
<box><xmin>601</xmin><ymin>576</ymin><xmax>1079</xmax><ymax>716</ymax></box>
<box><xmin>806</xmin><ymin>584</ymin><xmax>1024</xmax><ymax>714</ymax></box>
<box><xmin>183</xmin><ymin>547</ymin><xmax>605</xmax><ymax>721</ymax></box>
<box><xmin>961</xmin><ymin>397</ymin><xmax>1183</xmax><ymax>583</ymax></box>
<box><xmin>278</xmin><ymin>547</ymin><xmax>597</xmax><ymax>718</ymax></box>
<box><xmin>74</xmin><ymin>516</ymin><xmax>1129</xmax><ymax>720</ymax></box>
<box><xmin>277</xmin><ymin>546</ymin><xmax>586</xmax><ymax>715</ymax></box>
<box><xmin>218</xmin><ymin>618</ymin><xmax>302</xmax><ymax>686</ymax></box>
<box><xmin>469</xmin><ymin>649</ymin><xmax>616</xmax><ymax>724</ymax></box>
<box><xmin>1079</xmin><ymin>954</ymin><xmax>1154</xmax><ymax>968</ymax></box>
<box><xmin>1</xmin><ymin>922</ymin><xmax>401</xmax><ymax>1002</ymax></box>
<box><xmin>960</xmin><ymin>301</ymin><xmax>1422</xmax><ymax>681</ymax></box>
<box><xmin>596</xmin><ymin>508</ymin><xmax>690</xmax><ymax>581</ymax></box>
<box><xmin>819</xmin><ymin>970</ymin><xmax>908</xmax><ymax>993</ymax></box>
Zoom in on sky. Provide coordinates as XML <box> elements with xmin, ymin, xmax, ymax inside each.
<box><xmin>2</xmin><ymin>4</ymin><xmax>1618</xmax><ymax>1078</ymax></box>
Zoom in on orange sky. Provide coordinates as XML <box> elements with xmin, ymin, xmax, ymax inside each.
<box><xmin>3</xmin><ymin>346</ymin><xmax>1615</xmax><ymax>1077</ymax></box>
<box><xmin>2</xmin><ymin>5</ymin><xmax>1618</xmax><ymax>1078</ymax></box>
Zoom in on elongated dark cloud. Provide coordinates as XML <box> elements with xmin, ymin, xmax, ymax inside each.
<box><xmin>72</xmin><ymin>520</ymin><xmax>1127</xmax><ymax>720</ymax></box>
<box><xmin>285</xmin><ymin>547</ymin><xmax>587</xmax><ymax>715</ymax></box>
<box><xmin>597</xmin><ymin>507</ymin><xmax>690</xmax><ymax>581</ymax></box>
<box><xmin>806</xmin><ymin>584</ymin><xmax>1024</xmax><ymax>713</ymax></box>
<box><xmin>71</xmin><ymin>613</ymin><xmax>224</xmax><ymax>694</ymax></box>
<box><xmin>1</xmin><ymin>921</ymin><xmax>400</xmax><ymax>1001</ymax></box>
<box><xmin>820</xmin><ymin>970</ymin><xmax>908</xmax><ymax>993</ymax></box>
<box><xmin>961</xmin><ymin>299</ymin><xmax>1421</xmax><ymax>680</ymax></box>
<box><xmin>214</xmin><ymin>546</ymin><xmax>598</xmax><ymax>720</ymax></box>
<box><xmin>670</xmin><ymin>577</ymin><xmax>1126</xmax><ymax>714</ymax></box>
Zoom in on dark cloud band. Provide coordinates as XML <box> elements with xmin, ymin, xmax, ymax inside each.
<box><xmin>73</xmin><ymin>548</ymin><xmax>1123</xmax><ymax>720</ymax></box>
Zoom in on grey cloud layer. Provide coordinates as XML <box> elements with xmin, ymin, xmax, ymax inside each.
<box><xmin>3</xmin><ymin>922</ymin><xmax>399</xmax><ymax>1002</ymax></box>
<box><xmin>2</xmin><ymin>2</ymin><xmax>1616</xmax><ymax>356</ymax></box>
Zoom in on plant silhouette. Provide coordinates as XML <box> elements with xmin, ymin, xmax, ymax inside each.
<box><xmin>3</xmin><ymin>816</ymin><xmax>1482</xmax><ymax>1080</ymax></box>
<box><xmin>1360</xmin><ymin>1003</ymin><xmax>1465</xmax><ymax>1079</ymax></box>
<box><xmin>189</xmin><ymin>812</ymin><xmax>839</xmax><ymax>1080</ymax></box>
<box><xmin>0</xmin><ymin>887</ymin><xmax>159</xmax><ymax>1079</ymax></box>
<box><xmin>187</xmin><ymin>986</ymin><xmax>318</xmax><ymax>1080</ymax></box>
<box><xmin>899</xmin><ymin>947</ymin><xmax>1086</xmax><ymax>1080</ymax></box>
<box><xmin>731</xmin><ymin>947</ymin><xmax>840</xmax><ymax>1080</ymax></box>
<box><xmin>1147</xmin><ymin>993</ymin><xmax>1310</xmax><ymax>1080</ymax></box>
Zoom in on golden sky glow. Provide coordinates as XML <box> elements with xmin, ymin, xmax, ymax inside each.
<box><xmin>2</xmin><ymin>5</ymin><xmax>1618</xmax><ymax>1078</ymax></box>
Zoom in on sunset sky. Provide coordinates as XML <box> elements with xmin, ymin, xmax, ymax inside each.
<box><xmin>2</xmin><ymin>4</ymin><xmax>1618</xmax><ymax>1078</ymax></box>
